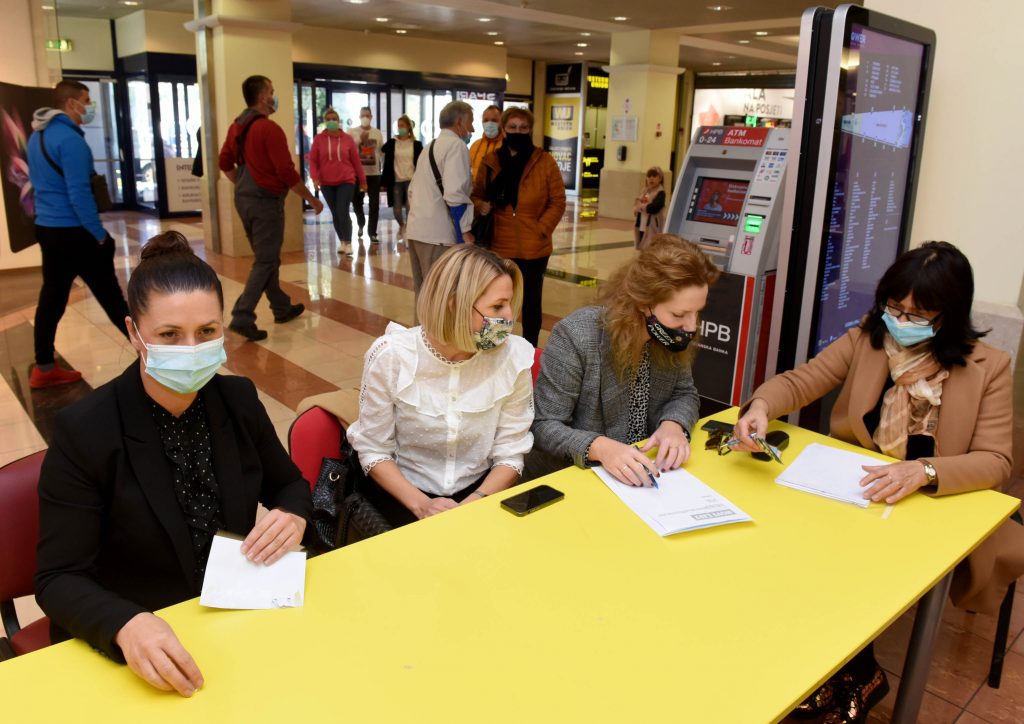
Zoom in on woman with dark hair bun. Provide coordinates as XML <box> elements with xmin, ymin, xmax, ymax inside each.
<box><xmin>735</xmin><ymin>241</ymin><xmax>1023</xmax><ymax>722</ymax></box>
<box><xmin>35</xmin><ymin>231</ymin><xmax>313</xmax><ymax>697</ymax></box>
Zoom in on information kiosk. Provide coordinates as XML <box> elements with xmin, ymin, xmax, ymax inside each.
<box><xmin>664</xmin><ymin>125</ymin><xmax>791</xmax><ymax>408</ymax></box>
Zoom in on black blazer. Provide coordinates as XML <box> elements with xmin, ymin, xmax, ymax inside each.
<box><xmin>34</xmin><ymin>363</ymin><xmax>313</xmax><ymax>661</ymax></box>
<box><xmin>380</xmin><ymin>137</ymin><xmax>423</xmax><ymax>204</ymax></box>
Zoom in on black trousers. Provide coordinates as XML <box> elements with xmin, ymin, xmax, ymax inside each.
<box><xmin>361</xmin><ymin>473</ymin><xmax>485</xmax><ymax>529</ymax></box>
<box><xmin>510</xmin><ymin>256</ymin><xmax>549</xmax><ymax>347</ymax></box>
<box><xmin>34</xmin><ymin>225</ymin><xmax>130</xmax><ymax>366</ymax></box>
<box><xmin>352</xmin><ymin>175</ymin><xmax>381</xmax><ymax>236</ymax></box>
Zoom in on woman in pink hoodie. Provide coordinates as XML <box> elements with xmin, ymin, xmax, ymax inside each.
<box><xmin>310</xmin><ymin>108</ymin><xmax>367</xmax><ymax>257</ymax></box>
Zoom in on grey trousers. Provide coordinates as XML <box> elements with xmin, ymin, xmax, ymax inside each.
<box><xmin>231</xmin><ymin>167</ymin><xmax>293</xmax><ymax>327</ymax></box>
<box><xmin>408</xmin><ymin>239</ymin><xmax>452</xmax><ymax>295</ymax></box>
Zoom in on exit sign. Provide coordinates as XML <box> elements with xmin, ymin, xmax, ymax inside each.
<box><xmin>45</xmin><ymin>39</ymin><xmax>73</xmax><ymax>51</ymax></box>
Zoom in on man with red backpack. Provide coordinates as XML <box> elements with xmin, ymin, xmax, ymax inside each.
<box><xmin>218</xmin><ymin>75</ymin><xmax>323</xmax><ymax>341</ymax></box>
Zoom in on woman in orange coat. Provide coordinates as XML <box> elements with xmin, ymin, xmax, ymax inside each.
<box><xmin>472</xmin><ymin>108</ymin><xmax>566</xmax><ymax>346</ymax></box>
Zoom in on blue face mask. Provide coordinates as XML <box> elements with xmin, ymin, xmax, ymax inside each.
<box><xmin>75</xmin><ymin>98</ymin><xmax>96</xmax><ymax>125</ymax></box>
<box><xmin>269</xmin><ymin>95</ymin><xmax>280</xmax><ymax>113</ymax></box>
<box><xmin>882</xmin><ymin>311</ymin><xmax>936</xmax><ymax>347</ymax></box>
<box><xmin>134</xmin><ymin>321</ymin><xmax>227</xmax><ymax>394</ymax></box>
<box><xmin>482</xmin><ymin>121</ymin><xmax>500</xmax><ymax>139</ymax></box>
<box><xmin>472</xmin><ymin>310</ymin><xmax>513</xmax><ymax>350</ymax></box>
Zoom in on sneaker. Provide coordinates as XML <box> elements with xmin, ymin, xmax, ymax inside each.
<box><xmin>30</xmin><ymin>364</ymin><xmax>82</xmax><ymax>389</ymax></box>
<box><xmin>370</xmin><ymin>234</ymin><xmax>379</xmax><ymax>244</ymax></box>
<box><xmin>357</xmin><ymin>225</ymin><xmax>364</xmax><ymax>238</ymax></box>
<box><xmin>228</xmin><ymin>323</ymin><xmax>268</xmax><ymax>342</ymax></box>
<box><xmin>397</xmin><ymin>224</ymin><xmax>406</xmax><ymax>241</ymax></box>
<box><xmin>274</xmin><ymin>303</ymin><xmax>305</xmax><ymax>324</ymax></box>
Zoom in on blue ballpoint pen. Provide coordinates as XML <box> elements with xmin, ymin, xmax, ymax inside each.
<box><xmin>647</xmin><ymin>470</ymin><xmax>659</xmax><ymax>489</ymax></box>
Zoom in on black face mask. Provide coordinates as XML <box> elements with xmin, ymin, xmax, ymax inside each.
<box><xmin>646</xmin><ymin>313</ymin><xmax>694</xmax><ymax>352</ymax></box>
<box><xmin>504</xmin><ymin>132</ymin><xmax>534</xmax><ymax>154</ymax></box>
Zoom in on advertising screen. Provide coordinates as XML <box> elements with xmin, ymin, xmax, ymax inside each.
<box><xmin>812</xmin><ymin>23</ymin><xmax>926</xmax><ymax>353</ymax></box>
<box><xmin>686</xmin><ymin>177</ymin><xmax>749</xmax><ymax>227</ymax></box>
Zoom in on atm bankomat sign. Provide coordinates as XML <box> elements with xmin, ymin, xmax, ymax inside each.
<box><xmin>696</xmin><ymin>126</ymin><xmax>770</xmax><ymax>147</ymax></box>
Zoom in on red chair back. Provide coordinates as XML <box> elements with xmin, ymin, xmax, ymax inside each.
<box><xmin>531</xmin><ymin>347</ymin><xmax>543</xmax><ymax>385</ymax></box>
<box><xmin>0</xmin><ymin>451</ymin><xmax>45</xmax><ymax>605</ymax></box>
<box><xmin>288</xmin><ymin>406</ymin><xmax>344</xmax><ymax>491</ymax></box>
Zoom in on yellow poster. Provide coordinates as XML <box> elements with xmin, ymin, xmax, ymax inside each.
<box><xmin>544</xmin><ymin>95</ymin><xmax>581</xmax><ymax>190</ymax></box>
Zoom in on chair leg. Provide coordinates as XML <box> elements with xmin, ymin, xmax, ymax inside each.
<box><xmin>988</xmin><ymin>580</ymin><xmax>1016</xmax><ymax>688</ymax></box>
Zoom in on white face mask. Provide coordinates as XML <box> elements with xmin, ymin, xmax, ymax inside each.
<box><xmin>360</xmin><ymin>116</ymin><xmax>371</xmax><ymax>128</ymax></box>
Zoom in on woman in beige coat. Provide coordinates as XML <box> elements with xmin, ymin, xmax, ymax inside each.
<box><xmin>736</xmin><ymin>241</ymin><xmax>1021</xmax><ymax>723</ymax></box>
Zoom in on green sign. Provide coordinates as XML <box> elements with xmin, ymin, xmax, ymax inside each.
<box><xmin>745</xmin><ymin>114</ymin><xmax>758</xmax><ymax>127</ymax></box>
<box><xmin>743</xmin><ymin>214</ymin><xmax>765</xmax><ymax>234</ymax></box>
<box><xmin>44</xmin><ymin>39</ymin><xmax>73</xmax><ymax>51</ymax></box>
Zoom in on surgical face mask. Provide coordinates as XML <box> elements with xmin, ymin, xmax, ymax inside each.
<box><xmin>646</xmin><ymin>312</ymin><xmax>694</xmax><ymax>353</ymax></box>
<box><xmin>264</xmin><ymin>95</ymin><xmax>279</xmax><ymax>114</ymax></box>
<box><xmin>360</xmin><ymin>116</ymin><xmax>372</xmax><ymax>128</ymax></box>
<box><xmin>74</xmin><ymin>98</ymin><xmax>96</xmax><ymax>125</ymax></box>
<box><xmin>462</xmin><ymin>131</ymin><xmax>473</xmax><ymax>145</ymax></box>
<box><xmin>133</xmin><ymin>320</ymin><xmax>227</xmax><ymax>394</ymax></box>
<box><xmin>472</xmin><ymin>309</ymin><xmax>513</xmax><ymax>351</ymax></box>
<box><xmin>397</xmin><ymin>127</ymin><xmax>409</xmax><ymax>137</ymax></box>
<box><xmin>325</xmin><ymin>120</ymin><xmax>339</xmax><ymax>131</ymax></box>
<box><xmin>882</xmin><ymin>311</ymin><xmax>936</xmax><ymax>347</ymax></box>
<box><xmin>482</xmin><ymin>121</ymin><xmax>500</xmax><ymax>139</ymax></box>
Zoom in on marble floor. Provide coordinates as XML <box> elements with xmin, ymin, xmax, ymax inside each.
<box><xmin>1</xmin><ymin>202</ymin><xmax>1023</xmax><ymax>722</ymax></box>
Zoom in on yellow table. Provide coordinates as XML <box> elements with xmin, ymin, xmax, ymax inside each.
<box><xmin>1</xmin><ymin>412</ymin><xmax>1017</xmax><ymax>723</ymax></box>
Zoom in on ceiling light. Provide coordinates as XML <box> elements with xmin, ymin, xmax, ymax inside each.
<box><xmin>41</xmin><ymin>3</ymin><xmax>54</xmax><ymax>7</ymax></box>
<box><xmin>345</xmin><ymin>0</ymin><xmax>370</xmax><ymax>4</ymax></box>
<box><xmin>580</xmin><ymin>32</ymin><xmax>591</xmax><ymax>37</ymax></box>
<box><xmin>395</xmin><ymin>29</ymin><xmax>407</xmax><ymax>34</ymax></box>
<box><xmin>755</xmin><ymin>31</ymin><xmax>769</xmax><ymax>36</ymax></box>
<box><xmin>574</xmin><ymin>52</ymin><xmax>584</xmax><ymax>56</ymax></box>
<box><xmin>737</xmin><ymin>39</ymin><xmax>751</xmax><ymax>44</ymax></box>
<box><xmin>577</xmin><ymin>42</ymin><xmax>588</xmax><ymax>47</ymax></box>
<box><xmin>712</xmin><ymin>62</ymin><xmax>722</xmax><ymax>66</ymax></box>
<box><xmin>613</xmin><ymin>16</ymin><xmax>629</xmax><ymax>21</ymax></box>
<box><xmin>494</xmin><ymin>41</ymin><xmax>504</xmax><ymax>45</ymax></box>
<box><xmin>375</xmin><ymin>17</ymin><xmax>388</xmax><ymax>22</ymax></box>
<box><xmin>479</xmin><ymin>17</ymin><xmax>492</xmax><ymax>22</ymax></box>
<box><xmin>122</xmin><ymin>0</ymin><xmax>139</xmax><ymax>5</ymax></box>
<box><xmin>706</xmin><ymin>4</ymin><xmax>732</xmax><ymax>10</ymax></box>
<box><xmin>486</xmin><ymin>31</ymin><xmax>499</xmax><ymax>36</ymax></box>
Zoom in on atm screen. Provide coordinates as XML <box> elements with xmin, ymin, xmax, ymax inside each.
<box><xmin>812</xmin><ymin>23</ymin><xmax>926</xmax><ymax>354</ymax></box>
<box><xmin>686</xmin><ymin>177</ymin><xmax>749</xmax><ymax>227</ymax></box>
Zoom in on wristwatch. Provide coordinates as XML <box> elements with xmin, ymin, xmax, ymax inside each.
<box><xmin>921</xmin><ymin>460</ymin><xmax>938</xmax><ymax>487</ymax></box>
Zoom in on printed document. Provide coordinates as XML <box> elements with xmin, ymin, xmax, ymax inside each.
<box><xmin>200</xmin><ymin>533</ymin><xmax>306</xmax><ymax>609</ymax></box>
<box><xmin>775</xmin><ymin>442</ymin><xmax>881</xmax><ymax>508</ymax></box>
<box><xmin>593</xmin><ymin>465</ymin><xmax>751</xmax><ymax>536</ymax></box>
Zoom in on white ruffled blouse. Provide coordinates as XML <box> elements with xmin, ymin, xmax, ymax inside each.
<box><xmin>347</xmin><ymin>323</ymin><xmax>536</xmax><ymax>497</ymax></box>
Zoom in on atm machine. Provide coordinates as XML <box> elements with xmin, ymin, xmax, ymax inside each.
<box><xmin>664</xmin><ymin>125</ymin><xmax>791</xmax><ymax>409</ymax></box>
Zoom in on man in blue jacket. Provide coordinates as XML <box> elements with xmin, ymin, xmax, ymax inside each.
<box><xmin>27</xmin><ymin>80</ymin><xmax>130</xmax><ymax>388</ymax></box>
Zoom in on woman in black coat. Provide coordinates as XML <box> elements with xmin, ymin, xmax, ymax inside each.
<box><xmin>380</xmin><ymin>114</ymin><xmax>423</xmax><ymax>240</ymax></box>
<box><xmin>34</xmin><ymin>231</ymin><xmax>312</xmax><ymax>697</ymax></box>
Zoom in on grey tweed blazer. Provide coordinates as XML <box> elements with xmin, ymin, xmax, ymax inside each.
<box><xmin>524</xmin><ymin>306</ymin><xmax>700</xmax><ymax>481</ymax></box>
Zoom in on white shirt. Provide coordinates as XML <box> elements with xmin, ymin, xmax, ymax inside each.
<box><xmin>394</xmin><ymin>138</ymin><xmax>415</xmax><ymax>182</ymax></box>
<box><xmin>406</xmin><ymin>129</ymin><xmax>474</xmax><ymax>245</ymax></box>
<box><xmin>347</xmin><ymin>125</ymin><xmax>384</xmax><ymax>177</ymax></box>
<box><xmin>348</xmin><ymin>323</ymin><xmax>536</xmax><ymax>497</ymax></box>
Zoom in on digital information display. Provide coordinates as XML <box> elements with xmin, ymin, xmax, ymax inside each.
<box><xmin>813</xmin><ymin>23</ymin><xmax>925</xmax><ymax>353</ymax></box>
<box><xmin>686</xmin><ymin>177</ymin><xmax>749</xmax><ymax>227</ymax></box>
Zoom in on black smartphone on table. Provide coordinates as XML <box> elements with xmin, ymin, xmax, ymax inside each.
<box><xmin>500</xmin><ymin>485</ymin><xmax>564</xmax><ymax>517</ymax></box>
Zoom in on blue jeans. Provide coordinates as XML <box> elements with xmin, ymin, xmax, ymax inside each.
<box><xmin>392</xmin><ymin>180</ymin><xmax>411</xmax><ymax>226</ymax></box>
<box><xmin>321</xmin><ymin>183</ymin><xmax>355</xmax><ymax>243</ymax></box>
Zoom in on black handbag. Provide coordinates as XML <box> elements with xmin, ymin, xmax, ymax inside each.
<box><xmin>469</xmin><ymin>165</ymin><xmax>494</xmax><ymax>248</ymax></box>
<box><xmin>339</xmin><ymin>491</ymin><xmax>394</xmax><ymax>544</ymax></box>
<box><xmin>39</xmin><ymin>129</ymin><xmax>113</xmax><ymax>212</ymax></box>
<box><xmin>309</xmin><ymin>430</ymin><xmax>361</xmax><ymax>551</ymax></box>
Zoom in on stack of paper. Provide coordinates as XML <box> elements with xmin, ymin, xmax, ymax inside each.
<box><xmin>593</xmin><ymin>465</ymin><xmax>751</xmax><ymax>536</ymax></box>
<box><xmin>775</xmin><ymin>442</ymin><xmax>883</xmax><ymax>508</ymax></box>
<box><xmin>200</xmin><ymin>533</ymin><xmax>307</xmax><ymax>609</ymax></box>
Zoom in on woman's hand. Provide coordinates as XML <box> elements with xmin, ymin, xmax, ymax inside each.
<box><xmin>414</xmin><ymin>497</ymin><xmax>458</xmax><ymax>519</ymax></box>
<box><xmin>589</xmin><ymin>436</ymin><xmax>660</xmax><ymax>487</ymax></box>
<box><xmin>640</xmin><ymin>420</ymin><xmax>691</xmax><ymax>472</ymax></box>
<box><xmin>359</xmin><ymin>184</ymin><xmax>368</xmax><ymax>193</ymax></box>
<box><xmin>115</xmin><ymin>613</ymin><xmax>203</xmax><ymax>697</ymax></box>
<box><xmin>241</xmin><ymin>509</ymin><xmax>306</xmax><ymax>565</ymax></box>
<box><xmin>860</xmin><ymin>460</ymin><xmax>929</xmax><ymax>504</ymax></box>
<box><xmin>733</xmin><ymin>399</ymin><xmax>770</xmax><ymax>453</ymax></box>
<box><xmin>479</xmin><ymin>201</ymin><xmax>492</xmax><ymax>215</ymax></box>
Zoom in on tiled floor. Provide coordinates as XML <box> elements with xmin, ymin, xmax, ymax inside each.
<box><xmin>1</xmin><ymin>202</ymin><xmax>1022</xmax><ymax>722</ymax></box>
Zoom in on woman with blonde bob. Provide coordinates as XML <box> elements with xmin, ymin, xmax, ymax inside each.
<box><xmin>348</xmin><ymin>245</ymin><xmax>536</xmax><ymax>526</ymax></box>
<box><xmin>525</xmin><ymin>234</ymin><xmax>720</xmax><ymax>483</ymax></box>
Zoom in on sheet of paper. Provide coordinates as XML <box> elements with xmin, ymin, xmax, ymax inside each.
<box><xmin>200</xmin><ymin>533</ymin><xmax>307</xmax><ymax>609</ymax></box>
<box><xmin>593</xmin><ymin>465</ymin><xmax>751</xmax><ymax>536</ymax></box>
<box><xmin>775</xmin><ymin>442</ymin><xmax>881</xmax><ymax>508</ymax></box>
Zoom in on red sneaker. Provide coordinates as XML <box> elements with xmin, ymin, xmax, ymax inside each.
<box><xmin>30</xmin><ymin>365</ymin><xmax>83</xmax><ymax>389</ymax></box>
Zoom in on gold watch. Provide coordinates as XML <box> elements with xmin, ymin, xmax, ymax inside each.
<box><xmin>921</xmin><ymin>460</ymin><xmax>938</xmax><ymax>487</ymax></box>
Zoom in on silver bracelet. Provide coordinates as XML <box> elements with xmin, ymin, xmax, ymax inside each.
<box><xmin>472</xmin><ymin>490</ymin><xmax>487</xmax><ymax>498</ymax></box>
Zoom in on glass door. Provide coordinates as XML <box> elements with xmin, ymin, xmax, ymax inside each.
<box><xmin>156</xmin><ymin>78</ymin><xmax>202</xmax><ymax>215</ymax></box>
<box><xmin>76</xmin><ymin>78</ymin><xmax>125</xmax><ymax>206</ymax></box>
<box><xmin>127</xmin><ymin>78</ymin><xmax>157</xmax><ymax>209</ymax></box>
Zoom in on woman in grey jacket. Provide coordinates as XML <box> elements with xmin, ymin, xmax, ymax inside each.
<box><xmin>525</xmin><ymin>235</ymin><xmax>720</xmax><ymax>484</ymax></box>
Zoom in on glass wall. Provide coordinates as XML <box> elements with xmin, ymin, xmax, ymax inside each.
<box><xmin>127</xmin><ymin>78</ymin><xmax>157</xmax><ymax>208</ymax></box>
<box><xmin>76</xmin><ymin>79</ymin><xmax>124</xmax><ymax>205</ymax></box>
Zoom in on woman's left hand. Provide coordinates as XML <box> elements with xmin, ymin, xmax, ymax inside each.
<box><xmin>859</xmin><ymin>460</ymin><xmax>928</xmax><ymax>504</ymax></box>
<box><xmin>241</xmin><ymin>509</ymin><xmax>306</xmax><ymax>565</ymax></box>
<box><xmin>640</xmin><ymin>421</ymin><xmax>691</xmax><ymax>472</ymax></box>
